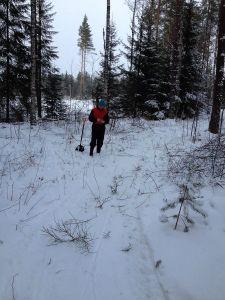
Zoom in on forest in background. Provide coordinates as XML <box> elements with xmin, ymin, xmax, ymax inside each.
<box><xmin>0</xmin><ymin>0</ymin><xmax>225</xmax><ymax>133</ymax></box>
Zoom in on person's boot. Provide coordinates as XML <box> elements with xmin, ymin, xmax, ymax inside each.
<box><xmin>97</xmin><ymin>146</ymin><xmax>101</xmax><ymax>154</ymax></box>
<box><xmin>90</xmin><ymin>147</ymin><xmax>94</xmax><ymax>156</ymax></box>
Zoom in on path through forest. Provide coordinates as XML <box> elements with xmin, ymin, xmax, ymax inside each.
<box><xmin>1</xmin><ymin>118</ymin><xmax>225</xmax><ymax>300</ymax></box>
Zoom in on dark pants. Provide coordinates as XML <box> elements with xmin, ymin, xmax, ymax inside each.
<box><xmin>90</xmin><ymin>124</ymin><xmax>105</xmax><ymax>152</ymax></box>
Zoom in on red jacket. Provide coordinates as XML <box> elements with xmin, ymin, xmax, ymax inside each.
<box><xmin>89</xmin><ymin>107</ymin><xmax>109</xmax><ymax>125</ymax></box>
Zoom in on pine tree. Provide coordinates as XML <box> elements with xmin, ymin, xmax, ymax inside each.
<box><xmin>199</xmin><ymin>0</ymin><xmax>219</xmax><ymax>105</ymax></box>
<box><xmin>200</xmin><ymin>0</ymin><xmax>219</xmax><ymax>74</ymax></box>
<box><xmin>77</xmin><ymin>15</ymin><xmax>94</xmax><ymax>98</ymax></box>
<box><xmin>76</xmin><ymin>72</ymin><xmax>93</xmax><ymax>98</ymax></box>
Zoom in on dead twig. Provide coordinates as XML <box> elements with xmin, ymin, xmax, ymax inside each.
<box><xmin>12</xmin><ymin>273</ymin><xmax>18</xmax><ymax>300</ymax></box>
<box><xmin>42</xmin><ymin>217</ymin><xmax>93</xmax><ymax>253</ymax></box>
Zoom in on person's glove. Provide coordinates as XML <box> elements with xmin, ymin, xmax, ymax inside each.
<box><xmin>97</xmin><ymin>118</ymin><xmax>105</xmax><ymax>124</ymax></box>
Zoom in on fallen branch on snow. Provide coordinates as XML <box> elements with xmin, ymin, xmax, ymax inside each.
<box><xmin>42</xmin><ymin>217</ymin><xmax>93</xmax><ymax>253</ymax></box>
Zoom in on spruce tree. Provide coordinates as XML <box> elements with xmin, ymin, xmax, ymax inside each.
<box><xmin>167</xmin><ymin>0</ymin><xmax>184</xmax><ymax>115</ymax></box>
<box><xmin>0</xmin><ymin>0</ymin><xmax>29</xmax><ymax>122</ymax></box>
<box><xmin>62</xmin><ymin>72</ymin><xmax>72</xmax><ymax>98</ymax></box>
<box><xmin>94</xmin><ymin>21</ymin><xmax>121</xmax><ymax>110</ymax></box>
<box><xmin>30</xmin><ymin>0</ymin><xmax>37</xmax><ymax>124</ymax></box>
<box><xmin>36</xmin><ymin>0</ymin><xmax>58</xmax><ymax>118</ymax></box>
<box><xmin>43</xmin><ymin>70</ymin><xmax>65</xmax><ymax>119</ymax></box>
<box><xmin>107</xmin><ymin>22</ymin><xmax>121</xmax><ymax>112</ymax></box>
<box><xmin>177</xmin><ymin>0</ymin><xmax>203</xmax><ymax>118</ymax></box>
<box><xmin>137</xmin><ymin>6</ymin><xmax>170</xmax><ymax>118</ymax></box>
<box><xmin>121</xmin><ymin>3</ymin><xmax>170</xmax><ymax>118</ymax></box>
<box><xmin>164</xmin><ymin>0</ymin><xmax>204</xmax><ymax>118</ymax></box>
<box><xmin>120</xmin><ymin>6</ymin><xmax>145</xmax><ymax>117</ymax></box>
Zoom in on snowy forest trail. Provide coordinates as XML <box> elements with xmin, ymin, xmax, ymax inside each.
<box><xmin>1</xmin><ymin>117</ymin><xmax>225</xmax><ymax>300</ymax></box>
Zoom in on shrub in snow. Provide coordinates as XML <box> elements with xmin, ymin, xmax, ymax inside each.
<box><xmin>168</xmin><ymin>134</ymin><xmax>225</xmax><ymax>186</ymax></box>
<box><xmin>164</xmin><ymin>135</ymin><xmax>225</xmax><ymax>231</ymax></box>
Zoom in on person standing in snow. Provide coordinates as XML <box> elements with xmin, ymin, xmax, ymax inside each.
<box><xmin>89</xmin><ymin>99</ymin><xmax>109</xmax><ymax>156</ymax></box>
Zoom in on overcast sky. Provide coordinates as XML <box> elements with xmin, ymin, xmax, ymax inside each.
<box><xmin>52</xmin><ymin>0</ymin><xmax>131</xmax><ymax>75</ymax></box>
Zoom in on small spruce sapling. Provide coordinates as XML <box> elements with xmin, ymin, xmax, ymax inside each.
<box><xmin>110</xmin><ymin>175</ymin><xmax>123</xmax><ymax>194</ymax></box>
<box><xmin>160</xmin><ymin>184</ymin><xmax>207</xmax><ymax>232</ymax></box>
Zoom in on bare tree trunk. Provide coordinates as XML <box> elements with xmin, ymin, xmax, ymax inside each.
<box><xmin>205</xmin><ymin>23</ymin><xmax>212</xmax><ymax>73</ymax></box>
<box><xmin>83</xmin><ymin>49</ymin><xmax>86</xmax><ymax>97</ymax></box>
<box><xmin>80</xmin><ymin>49</ymin><xmax>84</xmax><ymax>98</ymax></box>
<box><xmin>155</xmin><ymin>0</ymin><xmax>162</xmax><ymax>42</ymax></box>
<box><xmin>30</xmin><ymin>0</ymin><xmax>37</xmax><ymax>124</ymax></box>
<box><xmin>148</xmin><ymin>0</ymin><xmax>155</xmax><ymax>23</ymax></box>
<box><xmin>202</xmin><ymin>0</ymin><xmax>211</xmax><ymax>68</ymax></box>
<box><xmin>104</xmin><ymin>0</ymin><xmax>110</xmax><ymax>105</ymax></box>
<box><xmin>130</xmin><ymin>0</ymin><xmax>137</xmax><ymax>72</ymax></box>
<box><xmin>209</xmin><ymin>0</ymin><xmax>225</xmax><ymax>134</ymax></box>
<box><xmin>169</xmin><ymin>0</ymin><xmax>184</xmax><ymax>102</ymax></box>
<box><xmin>6</xmin><ymin>0</ymin><xmax>10</xmax><ymax>122</ymax></box>
<box><xmin>133</xmin><ymin>11</ymin><xmax>144</xmax><ymax>118</ymax></box>
<box><xmin>36</xmin><ymin>0</ymin><xmax>42</xmax><ymax>119</ymax></box>
<box><xmin>147</xmin><ymin>0</ymin><xmax>155</xmax><ymax>39</ymax></box>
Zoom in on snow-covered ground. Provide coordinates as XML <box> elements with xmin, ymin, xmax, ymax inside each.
<box><xmin>0</xmin><ymin>112</ymin><xmax>225</xmax><ymax>300</ymax></box>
